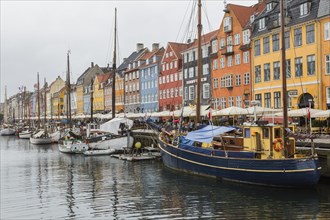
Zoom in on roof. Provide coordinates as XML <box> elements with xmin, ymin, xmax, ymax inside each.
<box><xmin>227</xmin><ymin>4</ymin><xmax>258</xmax><ymax>28</ymax></box>
<box><xmin>96</xmin><ymin>73</ymin><xmax>111</xmax><ymax>84</ymax></box>
<box><xmin>318</xmin><ymin>0</ymin><xmax>330</xmax><ymax>18</ymax></box>
<box><xmin>168</xmin><ymin>42</ymin><xmax>190</xmax><ymax>60</ymax></box>
<box><xmin>251</xmin><ymin>0</ymin><xmax>321</xmax><ymax>38</ymax></box>
<box><xmin>182</xmin><ymin>29</ymin><xmax>218</xmax><ymax>52</ymax></box>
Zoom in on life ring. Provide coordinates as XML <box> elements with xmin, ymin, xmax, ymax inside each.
<box><xmin>273</xmin><ymin>138</ymin><xmax>283</xmax><ymax>152</ymax></box>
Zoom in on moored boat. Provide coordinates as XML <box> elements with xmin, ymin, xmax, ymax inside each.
<box><xmin>18</xmin><ymin>130</ymin><xmax>32</xmax><ymax>139</ymax></box>
<box><xmin>30</xmin><ymin>130</ymin><xmax>52</xmax><ymax>145</ymax></box>
<box><xmin>83</xmin><ymin>148</ymin><xmax>116</xmax><ymax>156</ymax></box>
<box><xmin>0</xmin><ymin>127</ymin><xmax>16</xmax><ymax>136</ymax></box>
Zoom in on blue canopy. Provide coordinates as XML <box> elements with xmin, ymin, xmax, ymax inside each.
<box><xmin>185</xmin><ymin>125</ymin><xmax>235</xmax><ymax>143</ymax></box>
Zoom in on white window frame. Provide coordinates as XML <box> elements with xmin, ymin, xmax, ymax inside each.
<box><xmin>203</xmin><ymin>83</ymin><xmax>210</xmax><ymax>99</ymax></box>
<box><xmin>325</xmin><ymin>22</ymin><xmax>330</xmax><ymax>41</ymax></box>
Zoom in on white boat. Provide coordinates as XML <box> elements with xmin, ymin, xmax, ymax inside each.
<box><xmin>50</xmin><ymin>130</ymin><xmax>61</xmax><ymax>143</ymax></box>
<box><xmin>58</xmin><ymin>139</ymin><xmax>88</xmax><ymax>153</ymax></box>
<box><xmin>83</xmin><ymin>148</ymin><xmax>116</xmax><ymax>156</ymax></box>
<box><xmin>18</xmin><ymin>130</ymin><xmax>32</xmax><ymax>139</ymax></box>
<box><xmin>88</xmin><ymin>134</ymin><xmax>134</xmax><ymax>150</ymax></box>
<box><xmin>0</xmin><ymin>128</ymin><xmax>16</xmax><ymax>136</ymax></box>
<box><xmin>30</xmin><ymin>130</ymin><xmax>52</xmax><ymax>145</ymax></box>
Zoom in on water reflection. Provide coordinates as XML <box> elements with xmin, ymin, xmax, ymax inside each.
<box><xmin>1</xmin><ymin>136</ymin><xmax>330</xmax><ymax>219</ymax></box>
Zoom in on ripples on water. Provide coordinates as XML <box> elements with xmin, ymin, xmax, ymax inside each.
<box><xmin>1</xmin><ymin>136</ymin><xmax>330</xmax><ymax>219</ymax></box>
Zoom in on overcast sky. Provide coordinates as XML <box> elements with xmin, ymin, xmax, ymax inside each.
<box><xmin>1</xmin><ymin>0</ymin><xmax>257</xmax><ymax>102</ymax></box>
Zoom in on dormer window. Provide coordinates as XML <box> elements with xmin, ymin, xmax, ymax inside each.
<box><xmin>300</xmin><ymin>2</ymin><xmax>311</xmax><ymax>17</ymax></box>
<box><xmin>146</xmin><ymin>59</ymin><xmax>149</xmax><ymax>65</ymax></box>
<box><xmin>250</xmin><ymin>15</ymin><xmax>255</xmax><ymax>23</ymax></box>
<box><xmin>259</xmin><ymin>18</ymin><xmax>266</xmax><ymax>30</ymax></box>
<box><xmin>129</xmin><ymin>63</ymin><xmax>132</xmax><ymax>69</ymax></box>
<box><xmin>138</xmin><ymin>60</ymin><xmax>141</xmax><ymax>66</ymax></box>
<box><xmin>153</xmin><ymin>56</ymin><xmax>156</xmax><ymax>63</ymax></box>
<box><xmin>266</xmin><ymin>3</ymin><xmax>273</xmax><ymax>11</ymax></box>
<box><xmin>223</xmin><ymin>17</ymin><xmax>232</xmax><ymax>32</ymax></box>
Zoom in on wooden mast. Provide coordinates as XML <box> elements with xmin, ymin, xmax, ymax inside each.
<box><xmin>112</xmin><ymin>8</ymin><xmax>117</xmax><ymax>119</ymax></box>
<box><xmin>196</xmin><ymin>0</ymin><xmax>202</xmax><ymax>124</ymax></box>
<box><xmin>44</xmin><ymin>78</ymin><xmax>47</xmax><ymax>132</ymax></box>
<box><xmin>280</xmin><ymin>0</ymin><xmax>288</xmax><ymax>156</ymax></box>
<box><xmin>66</xmin><ymin>50</ymin><xmax>72</xmax><ymax>128</ymax></box>
<box><xmin>37</xmin><ymin>72</ymin><xmax>40</xmax><ymax>129</ymax></box>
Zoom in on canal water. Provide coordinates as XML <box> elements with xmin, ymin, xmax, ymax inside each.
<box><xmin>1</xmin><ymin>136</ymin><xmax>330</xmax><ymax>220</ymax></box>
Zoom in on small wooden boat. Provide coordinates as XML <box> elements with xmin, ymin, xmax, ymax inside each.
<box><xmin>18</xmin><ymin>130</ymin><xmax>32</xmax><ymax>139</ymax></box>
<box><xmin>30</xmin><ymin>130</ymin><xmax>52</xmax><ymax>145</ymax></box>
<box><xmin>58</xmin><ymin>139</ymin><xmax>88</xmax><ymax>153</ymax></box>
<box><xmin>83</xmin><ymin>148</ymin><xmax>116</xmax><ymax>156</ymax></box>
<box><xmin>0</xmin><ymin>128</ymin><xmax>16</xmax><ymax>136</ymax></box>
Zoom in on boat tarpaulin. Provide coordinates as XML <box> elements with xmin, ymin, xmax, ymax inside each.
<box><xmin>100</xmin><ymin>118</ymin><xmax>133</xmax><ymax>135</ymax></box>
<box><xmin>185</xmin><ymin>125</ymin><xmax>235</xmax><ymax>143</ymax></box>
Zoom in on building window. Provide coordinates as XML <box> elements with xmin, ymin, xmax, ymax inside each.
<box><xmin>274</xmin><ymin>92</ymin><xmax>281</xmax><ymax>109</ymax></box>
<box><xmin>294</xmin><ymin>28</ymin><xmax>302</xmax><ymax>47</ymax></box>
<box><xmin>273</xmin><ymin>61</ymin><xmax>280</xmax><ymax>80</ymax></box>
<box><xmin>236</xmin><ymin>75</ymin><xmax>241</xmax><ymax>86</ymax></box>
<box><xmin>272</xmin><ymin>34</ymin><xmax>279</xmax><ymax>51</ymax></box>
<box><xmin>220</xmin><ymin>58</ymin><xmax>225</xmax><ymax>68</ymax></box>
<box><xmin>285</xmin><ymin>31</ymin><xmax>290</xmax><ymax>49</ymax></box>
<box><xmin>234</xmin><ymin>34</ymin><xmax>240</xmax><ymax>45</ymax></box>
<box><xmin>243</xmin><ymin>51</ymin><xmax>249</xmax><ymax>63</ymax></box>
<box><xmin>221</xmin><ymin>97</ymin><xmax>226</xmax><ymax>109</ymax></box>
<box><xmin>254</xmin><ymin>39</ymin><xmax>260</xmax><ymax>56</ymax></box>
<box><xmin>227</xmin><ymin>36</ymin><xmax>233</xmax><ymax>53</ymax></box>
<box><xmin>203</xmin><ymin>83</ymin><xmax>210</xmax><ymax>99</ymax></box>
<box><xmin>228</xmin><ymin>96</ymin><xmax>234</xmax><ymax>107</ymax></box>
<box><xmin>184</xmin><ymin>69</ymin><xmax>188</xmax><ymax>79</ymax></box>
<box><xmin>266</xmin><ymin>3</ymin><xmax>273</xmax><ymax>11</ymax></box>
<box><xmin>255</xmin><ymin>94</ymin><xmax>262</xmax><ymax>106</ymax></box>
<box><xmin>264</xmin><ymin>92</ymin><xmax>271</xmax><ymax>108</ymax></box>
<box><xmin>300</xmin><ymin>2</ymin><xmax>310</xmax><ymax>17</ymax></box>
<box><xmin>188</xmin><ymin>86</ymin><xmax>194</xmax><ymax>100</ymax></box>
<box><xmin>189</xmin><ymin>67</ymin><xmax>194</xmax><ymax>78</ymax></box>
<box><xmin>286</xmin><ymin>59</ymin><xmax>291</xmax><ymax>78</ymax></box>
<box><xmin>212</xmin><ymin>40</ymin><xmax>218</xmax><ymax>53</ymax></box>
<box><xmin>264</xmin><ymin>63</ymin><xmax>270</xmax><ymax>82</ymax></box>
<box><xmin>213</xmin><ymin>78</ymin><xmax>219</xmax><ymax>89</ymax></box>
<box><xmin>203</xmin><ymin>64</ymin><xmax>209</xmax><ymax>75</ymax></box>
<box><xmin>213</xmin><ymin>59</ymin><xmax>218</xmax><ymax>70</ymax></box>
<box><xmin>263</xmin><ymin>36</ymin><xmax>270</xmax><ymax>54</ymax></box>
<box><xmin>326</xmin><ymin>87</ymin><xmax>330</xmax><ymax>105</ymax></box>
<box><xmin>259</xmin><ymin>18</ymin><xmax>266</xmax><ymax>30</ymax></box>
<box><xmin>184</xmin><ymin>87</ymin><xmax>188</xmax><ymax>100</ymax></box>
<box><xmin>325</xmin><ymin>22</ymin><xmax>330</xmax><ymax>40</ymax></box>
<box><xmin>326</xmin><ymin>55</ymin><xmax>330</xmax><ymax>75</ymax></box>
<box><xmin>236</xmin><ymin>96</ymin><xmax>242</xmax><ymax>108</ymax></box>
<box><xmin>220</xmin><ymin>38</ymin><xmax>225</xmax><ymax>49</ymax></box>
<box><xmin>307</xmin><ymin>55</ymin><xmax>315</xmax><ymax>75</ymax></box>
<box><xmin>243</xmin><ymin>30</ymin><xmax>250</xmax><ymax>45</ymax></box>
<box><xmin>244</xmin><ymin>73</ymin><xmax>250</xmax><ymax>85</ymax></box>
<box><xmin>235</xmin><ymin>54</ymin><xmax>241</xmax><ymax>65</ymax></box>
<box><xmin>224</xmin><ymin>17</ymin><xmax>232</xmax><ymax>32</ymax></box>
<box><xmin>295</xmin><ymin>57</ymin><xmax>303</xmax><ymax>77</ymax></box>
<box><xmin>255</xmin><ymin>65</ymin><xmax>261</xmax><ymax>83</ymax></box>
<box><xmin>227</xmin><ymin>56</ymin><xmax>233</xmax><ymax>67</ymax></box>
<box><xmin>306</xmin><ymin>24</ymin><xmax>315</xmax><ymax>44</ymax></box>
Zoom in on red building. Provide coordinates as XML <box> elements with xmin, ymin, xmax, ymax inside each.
<box><xmin>159</xmin><ymin>42</ymin><xmax>189</xmax><ymax>111</ymax></box>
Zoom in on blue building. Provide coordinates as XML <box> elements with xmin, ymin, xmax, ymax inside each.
<box><xmin>140</xmin><ymin>44</ymin><xmax>164</xmax><ymax>113</ymax></box>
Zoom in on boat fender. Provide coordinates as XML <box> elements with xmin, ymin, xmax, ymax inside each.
<box><xmin>273</xmin><ymin>138</ymin><xmax>283</xmax><ymax>152</ymax></box>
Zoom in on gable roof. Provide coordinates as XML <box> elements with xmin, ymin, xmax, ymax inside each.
<box><xmin>228</xmin><ymin>4</ymin><xmax>258</xmax><ymax>28</ymax></box>
<box><xmin>182</xmin><ymin>29</ymin><xmax>218</xmax><ymax>52</ymax></box>
<box><xmin>168</xmin><ymin>42</ymin><xmax>190</xmax><ymax>60</ymax></box>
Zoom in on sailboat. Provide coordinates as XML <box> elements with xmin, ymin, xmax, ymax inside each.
<box><xmin>83</xmin><ymin>8</ymin><xmax>134</xmax><ymax>156</ymax></box>
<box><xmin>58</xmin><ymin>50</ymin><xmax>89</xmax><ymax>153</ymax></box>
<box><xmin>0</xmin><ymin>86</ymin><xmax>16</xmax><ymax>136</ymax></box>
<box><xmin>18</xmin><ymin>87</ymin><xmax>33</xmax><ymax>139</ymax></box>
<box><xmin>152</xmin><ymin>0</ymin><xmax>321</xmax><ymax>187</ymax></box>
<box><xmin>30</xmin><ymin>74</ymin><xmax>52</xmax><ymax>145</ymax></box>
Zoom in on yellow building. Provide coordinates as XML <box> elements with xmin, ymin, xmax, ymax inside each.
<box><xmin>93</xmin><ymin>73</ymin><xmax>110</xmax><ymax>113</ymax></box>
<box><xmin>251</xmin><ymin>0</ymin><xmax>324</xmax><ymax>110</ymax></box>
<box><xmin>318</xmin><ymin>1</ymin><xmax>330</xmax><ymax>109</ymax></box>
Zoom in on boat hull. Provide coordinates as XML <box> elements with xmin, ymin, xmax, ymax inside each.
<box><xmin>88</xmin><ymin>136</ymin><xmax>134</xmax><ymax>150</ymax></box>
<box><xmin>30</xmin><ymin>137</ymin><xmax>52</xmax><ymax>145</ymax></box>
<box><xmin>0</xmin><ymin>128</ymin><xmax>16</xmax><ymax>136</ymax></box>
<box><xmin>158</xmin><ymin>139</ymin><xmax>321</xmax><ymax>187</ymax></box>
<box><xmin>58</xmin><ymin>140</ymin><xmax>88</xmax><ymax>154</ymax></box>
<box><xmin>18</xmin><ymin>131</ymin><xmax>32</xmax><ymax>139</ymax></box>
<box><xmin>83</xmin><ymin>148</ymin><xmax>116</xmax><ymax>156</ymax></box>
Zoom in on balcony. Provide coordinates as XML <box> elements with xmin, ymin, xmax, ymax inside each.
<box><xmin>221</xmin><ymin>46</ymin><xmax>234</xmax><ymax>56</ymax></box>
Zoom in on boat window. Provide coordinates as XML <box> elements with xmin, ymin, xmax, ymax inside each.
<box><xmin>263</xmin><ymin>128</ymin><xmax>269</xmax><ymax>139</ymax></box>
<box><xmin>274</xmin><ymin>128</ymin><xmax>281</xmax><ymax>138</ymax></box>
<box><xmin>244</xmin><ymin>128</ymin><xmax>250</xmax><ymax>138</ymax></box>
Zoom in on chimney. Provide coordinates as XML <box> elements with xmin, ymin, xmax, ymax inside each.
<box><xmin>152</xmin><ymin>43</ymin><xmax>159</xmax><ymax>51</ymax></box>
<box><xmin>91</xmin><ymin>62</ymin><xmax>94</xmax><ymax>68</ymax></box>
<box><xmin>136</xmin><ymin>43</ymin><xmax>144</xmax><ymax>52</ymax></box>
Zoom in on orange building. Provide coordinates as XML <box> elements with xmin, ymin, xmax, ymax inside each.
<box><xmin>211</xmin><ymin>3</ymin><xmax>265</xmax><ymax>109</ymax></box>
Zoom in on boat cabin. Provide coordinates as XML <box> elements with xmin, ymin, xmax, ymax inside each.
<box><xmin>242</xmin><ymin>123</ymin><xmax>296</xmax><ymax>159</ymax></box>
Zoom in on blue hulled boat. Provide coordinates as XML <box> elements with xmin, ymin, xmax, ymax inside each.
<box><xmin>157</xmin><ymin>124</ymin><xmax>320</xmax><ymax>187</ymax></box>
